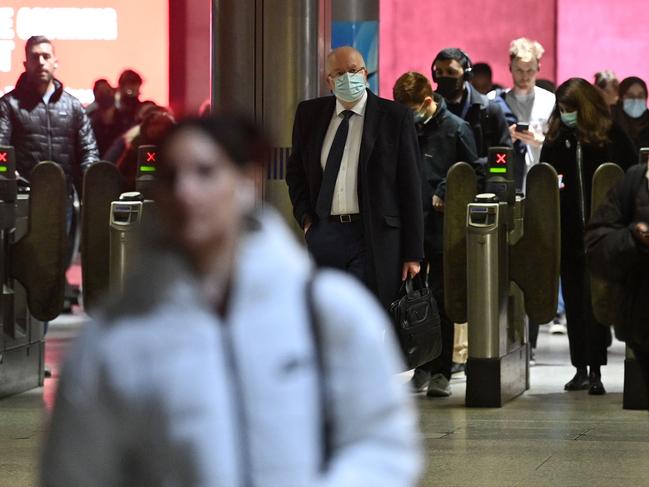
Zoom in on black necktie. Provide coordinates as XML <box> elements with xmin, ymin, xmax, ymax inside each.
<box><xmin>316</xmin><ymin>110</ymin><xmax>354</xmax><ymax>219</ymax></box>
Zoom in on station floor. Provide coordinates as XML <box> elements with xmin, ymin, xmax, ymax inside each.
<box><xmin>1</xmin><ymin>314</ymin><xmax>648</xmax><ymax>487</ymax></box>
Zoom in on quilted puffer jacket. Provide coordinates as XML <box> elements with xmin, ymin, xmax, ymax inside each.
<box><xmin>0</xmin><ymin>73</ymin><xmax>98</xmax><ymax>187</ymax></box>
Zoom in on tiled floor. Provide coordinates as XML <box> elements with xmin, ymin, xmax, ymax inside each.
<box><xmin>1</xmin><ymin>316</ymin><xmax>647</xmax><ymax>487</ymax></box>
<box><xmin>417</xmin><ymin>329</ymin><xmax>649</xmax><ymax>487</ymax></box>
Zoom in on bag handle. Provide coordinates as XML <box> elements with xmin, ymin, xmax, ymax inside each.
<box><xmin>403</xmin><ymin>273</ymin><xmax>428</xmax><ymax>296</ymax></box>
<box><xmin>306</xmin><ymin>273</ymin><xmax>333</xmax><ymax>473</ymax></box>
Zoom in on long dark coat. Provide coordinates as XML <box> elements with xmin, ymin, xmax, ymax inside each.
<box><xmin>286</xmin><ymin>89</ymin><xmax>424</xmax><ymax>307</ymax></box>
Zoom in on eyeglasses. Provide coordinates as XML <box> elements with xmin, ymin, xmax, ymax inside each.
<box><xmin>328</xmin><ymin>67</ymin><xmax>366</xmax><ymax>79</ymax></box>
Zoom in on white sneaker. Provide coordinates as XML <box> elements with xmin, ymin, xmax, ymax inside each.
<box><xmin>549</xmin><ymin>322</ymin><xmax>567</xmax><ymax>335</ymax></box>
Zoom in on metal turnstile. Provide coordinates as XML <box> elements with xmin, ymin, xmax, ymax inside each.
<box><xmin>445</xmin><ymin>147</ymin><xmax>560</xmax><ymax>407</ymax></box>
<box><xmin>107</xmin><ymin>146</ymin><xmax>158</xmax><ymax>295</ymax></box>
<box><xmin>1</xmin><ymin>146</ymin><xmax>68</xmax><ymax>398</ymax></box>
<box><xmin>109</xmin><ymin>193</ymin><xmax>155</xmax><ymax>294</ymax></box>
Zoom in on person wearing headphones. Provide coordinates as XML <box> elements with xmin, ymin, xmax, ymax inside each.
<box><xmin>431</xmin><ymin>48</ymin><xmax>512</xmax><ymax>166</ymax></box>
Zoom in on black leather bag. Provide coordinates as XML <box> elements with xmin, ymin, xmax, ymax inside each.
<box><xmin>389</xmin><ymin>276</ymin><xmax>442</xmax><ymax>370</ymax></box>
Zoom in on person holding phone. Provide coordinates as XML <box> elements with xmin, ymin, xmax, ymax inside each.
<box><xmin>492</xmin><ymin>38</ymin><xmax>558</xmax><ymax>358</ymax></box>
<box><xmin>495</xmin><ymin>37</ymin><xmax>555</xmax><ymax>192</ymax></box>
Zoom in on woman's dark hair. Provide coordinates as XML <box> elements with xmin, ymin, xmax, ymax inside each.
<box><xmin>546</xmin><ymin>78</ymin><xmax>612</xmax><ymax>147</ymax></box>
<box><xmin>160</xmin><ymin>114</ymin><xmax>270</xmax><ymax>169</ymax></box>
<box><xmin>618</xmin><ymin>76</ymin><xmax>648</xmax><ymax>99</ymax></box>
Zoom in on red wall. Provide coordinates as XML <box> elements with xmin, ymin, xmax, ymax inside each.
<box><xmin>379</xmin><ymin>0</ymin><xmax>557</xmax><ymax>98</ymax></box>
<box><xmin>0</xmin><ymin>0</ymin><xmax>169</xmax><ymax>106</ymax></box>
<box><xmin>380</xmin><ymin>0</ymin><xmax>649</xmax><ymax>98</ymax></box>
<box><xmin>557</xmin><ymin>0</ymin><xmax>649</xmax><ymax>85</ymax></box>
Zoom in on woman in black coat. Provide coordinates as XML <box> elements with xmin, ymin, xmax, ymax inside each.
<box><xmin>611</xmin><ymin>76</ymin><xmax>649</xmax><ymax>153</ymax></box>
<box><xmin>540</xmin><ymin>77</ymin><xmax>636</xmax><ymax>395</ymax></box>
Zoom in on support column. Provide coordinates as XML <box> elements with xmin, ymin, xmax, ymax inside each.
<box><xmin>332</xmin><ymin>0</ymin><xmax>379</xmax><ymax>93</ymax></box>
<box><xmin>212</xmin><ymin>0</ymin><xmax>330</xmax><ymax>230</ymax></box>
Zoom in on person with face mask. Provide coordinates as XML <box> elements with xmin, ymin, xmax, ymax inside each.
<box><xmin>612</xmin><ymin>76</ymin><xmax>649</xmax><ymax>152</ymax></box>
<box><xmin>431</xmin><ymin>48</ymin><xmax>512</xmax><ymax>161</ymax></box>
<box><xmin>286</xmin><ymin>46</ymin><xmax>424</xmax><ymax>312</ymax></box>
<box><xmin>392</xmin><ymin>71</ymin><xmax>480</xmax><ymax>397</ymax></box>
<box><xmin>541</xmin><ymin>78</ymin><xmax>636</xmax><ymax>396</ymax></box>
<box><xmin>42</xmin><ymin>114</ymin><xmax>423</xmax><ymax>486</ymax></box>
<box><xmin>115</xmin><ymin>68</ymin><xmax>144</xmax><ymax>131</ymax></box>
<box><xmin>88</xmin><ymin>79</ymin><xmax>122</xmax><ymax>157</ymax></box>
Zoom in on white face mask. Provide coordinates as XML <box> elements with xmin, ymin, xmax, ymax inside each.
<box><xmin>333</xmin><ymin>72</ymin><xmax>367</xmax><ymax>103</ymax></box>
<box><xmin>623</xmin><ymin>98</ymin><xmax>647</xmax><ymax>119</ymax></box>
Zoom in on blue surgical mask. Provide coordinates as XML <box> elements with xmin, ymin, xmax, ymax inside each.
<box><xmin>333</xmin><ymin>72</ymin><xmax>367</xmax><ymax>103</ymax></box>
<box><xmin>623</xmin><ymin>98</ymin><xmax>647</xmax><ymax>119</ymax></box>
<box><xmin>560</xmin><ymin>110</ymin><xmax>578</xmax><ymax>128</ymax></box>
<box><xmin>412</xmin><ymin>101</ymin><xmax>428</xmax><ymax>123</ymax></box>
<box><xmin>413</xmin><ymin>110</ymin><xmax>427</xmax><ymax>123</ymax></box>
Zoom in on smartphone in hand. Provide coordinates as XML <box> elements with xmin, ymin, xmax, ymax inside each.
<box><xmin>515</xmin><ymin>123</ymin><xmax>529</xmax><ymax>132</ymax></box>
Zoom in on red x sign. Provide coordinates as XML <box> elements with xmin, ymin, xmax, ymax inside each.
<box><xmin>496</xmin><ymin>153</ymin><xmax>507</xmax><ymax>164</ymax></box>
<box><xmin>0</xmin><ymin>153</ymin><xmax>6</xmax><ymax>163</ymax></box>
<box><xmin>146</xmin><ymin>152</ymin><xmax>157</xmax><ymax>163</ymax></box>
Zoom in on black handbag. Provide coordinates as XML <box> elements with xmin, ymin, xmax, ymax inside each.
<box><xmin>389</xmin><ymin>275</ymin><xmax>442</xmax><ymax>370</ymax></box>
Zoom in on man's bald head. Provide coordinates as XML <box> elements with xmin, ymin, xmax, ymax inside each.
<box><xmin>326</xmin><ymin>47</ymin><xmax>366</xmax><ymax>78</ymax></box>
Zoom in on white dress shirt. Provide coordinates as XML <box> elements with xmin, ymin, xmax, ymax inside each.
<box><xmin>320</xmin><ymin>90</ymin><xmax>367</xmax><ymax>215</ymax></box>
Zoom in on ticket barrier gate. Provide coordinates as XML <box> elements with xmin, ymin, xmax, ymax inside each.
<box><xmin>444</xmin><ymin>147</ymin><xmax>560</xmax><ymax>407</ymax></box>
<box><xmin>0</xmin><ymin>146</ymin><xmax>68</xmax><ymax>398</ymax></box>
<box><xmin>109</xmin><ymin>146</ymin><xmax>158</xmax><ymax>296</ymax></box>
<box><xmin>590</xmin><ymin>160</ymin><xmax>649</xmax><ymax>410</ymax></box>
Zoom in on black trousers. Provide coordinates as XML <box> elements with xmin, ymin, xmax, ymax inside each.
<box><xmin>417</xmin><ymin>252</ymin><xmax>454</xmax><ymax>380</ymax></box>
<box><xmin>631</xmin><ymin>347</ymin><xmax>649</xmax><ymax>410</ymax></box>
<box><xmin>561</xmin><ymin>254</ymin><xmax>610</xmax><ymax>368</ymax></box>
<box><xmin>305</xmin><ymin>218</ymin><xmax>369</xmax><ymax>286</ymax></box>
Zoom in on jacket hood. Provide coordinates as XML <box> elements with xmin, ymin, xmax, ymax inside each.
<box><xmin>15</xmin><ymin>72</ymin><xmax>64</xmax><ymax>102</ymax></box>
<box><xmin>466</xmin><ymin>82</ymin><xmax>490</xmax><ymax>110</ymax></box>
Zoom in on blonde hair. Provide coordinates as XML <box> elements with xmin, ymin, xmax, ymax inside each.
<box><xmin>509</xmin><ymin>37</ymin><xmax>544</xmax><ymax>63</ymax></box>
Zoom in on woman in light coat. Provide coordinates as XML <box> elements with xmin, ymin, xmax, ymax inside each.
<box><xmin>41</xmin><ymin>115</ymin><xmax>422</xmax><ymax>487</ymax></box>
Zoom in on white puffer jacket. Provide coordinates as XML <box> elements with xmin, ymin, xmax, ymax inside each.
<box><xmin>42</xmin><ymin>209</ymin><xmax>422</xmax><ymax>487</ymax></box>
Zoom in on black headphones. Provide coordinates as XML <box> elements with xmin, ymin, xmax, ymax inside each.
<box><xmin>432</xmin><ymin>48</ymin><xmax>473</xmax><ymax>82</ymax></box>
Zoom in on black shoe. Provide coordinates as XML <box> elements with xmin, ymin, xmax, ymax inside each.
<box><xmin>564</xmin><ymin>368</ymin><xmax>589</xmax><ymax>391</ymax></box>
<box><xmin>44</xmin><ymin>366</ymin><xmax>52</xmax><ymax>378</ymax></box>
<box><xmin>588</xmin><ymin>371</ymin><xmax>606</xmax><ymax>395</ymax></box>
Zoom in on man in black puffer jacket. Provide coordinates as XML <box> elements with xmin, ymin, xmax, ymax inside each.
<box><xmin>0</xmin><ymin>35</ymin><xmax>98</xmax><ymax>192</ymax></box>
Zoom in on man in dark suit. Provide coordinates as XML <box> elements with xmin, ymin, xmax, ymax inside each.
<box><xmin>286</xmin><ymin>46</ymin><xmax>424</xmax><ymax>308</ymax></box>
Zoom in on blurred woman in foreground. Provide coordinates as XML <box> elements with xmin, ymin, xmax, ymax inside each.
<box><xmin>41</xmin><ymin>115</ymin><xmax>422</xmax><ymax>487</ymax></box>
